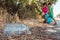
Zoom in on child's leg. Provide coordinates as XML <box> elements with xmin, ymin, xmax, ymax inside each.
<box><xmin>44</xmin><ymin>14</ymin><xmax>48</xmax><ymax>23</ymax></box>
<box><xmin>51</xmin><ymin>15</ymin><xmax>57</xmax><ymax>25</ymax></box>
<box><xmin>44</xmin><ymin>15</ymin><xmax>46</xmax><ymax>23</ymax></box>
<box><xmin>53</xmin><ymin>18</ymin><xmax>57</xmax><ymax>25</ymax></box>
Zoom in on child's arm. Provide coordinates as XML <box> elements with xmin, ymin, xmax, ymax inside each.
<box><xmin>47</xmin><ymin>7</ymin><xmax>49</xmax><ymax>13</ymax></box>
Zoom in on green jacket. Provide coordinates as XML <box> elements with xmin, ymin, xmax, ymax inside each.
<box><xmin>49</xmin><ymin>6</ymin><xmax>54</xmax><ymax>17</ymax></box>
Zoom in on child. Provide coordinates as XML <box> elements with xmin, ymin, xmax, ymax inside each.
<box><xmin>48</xmin><ymin>2</ymin><xmax>57</xmax><ymax>25</ymax></box>
<box><xmin>43</xmin><ymin>2</ymin><xmax>49</xmax><ymax>23</ymax></box>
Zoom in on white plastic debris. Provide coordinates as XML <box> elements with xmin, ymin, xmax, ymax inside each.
<box><xmin>3</xmin><ymin>23</ymin><xmax>31</xmax><ymax>36</ymax></box>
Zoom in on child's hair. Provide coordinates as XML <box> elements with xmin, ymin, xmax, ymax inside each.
<box><xmin>48</xmin><ymin>2</ymin><xmax>51</xmax><ymax>5</ymax></box>
<box><xmin>43</xmin><ymin>2</ymin><xmax>46</xmax><ymax>5</ymax></box>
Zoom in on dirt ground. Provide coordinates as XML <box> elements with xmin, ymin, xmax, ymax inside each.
<box><xmin>0</xmin><ymin>19</ymin><xmax>57</xmax><ymax>40</ymax></box>
<box><xmin>0</xmin><ymin>26</ymin><xmax>57</xmax><ymax>40</ymax></box>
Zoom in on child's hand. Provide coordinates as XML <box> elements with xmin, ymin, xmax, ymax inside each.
<box><xmin>47</xmin><ymin>10</ymin><xmax>49</xmax><ymax>13</ymax></box>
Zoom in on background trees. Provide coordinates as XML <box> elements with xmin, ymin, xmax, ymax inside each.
<box><xmin>0</xmin><ymin>0</ymin><xmax>57</xmax><ymax>22</ymax></box>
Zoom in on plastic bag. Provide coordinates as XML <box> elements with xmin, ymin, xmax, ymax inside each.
<box><xmin>45</xmin><ymin>13</ymin><xmax>49</xmax><ymax>19</ymax></box>
<box><xmin>47</xmin><ymin>17</ymin><xmax>53</xmax><ymax>23</ymax></box>
<box><xmin>45</xmin><ymin>14</ymin><xmax>53</xmax><ymax>23</ymax></box>
<box><xmin>3</xmin><ymin>23</ymin><xmax>31</xmax><ymax>36</ymax></box>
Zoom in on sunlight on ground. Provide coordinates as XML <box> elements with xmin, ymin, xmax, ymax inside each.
<box><xmin>45</xmin><ymin>29</ymin><xmax>57</xmax><ymax>33</ymax></box>
<box><xmin>55</xmin><ymin>28</ymin><xmax>60</xmax><ymax>30</ymax></box>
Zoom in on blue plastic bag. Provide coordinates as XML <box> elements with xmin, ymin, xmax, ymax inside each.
<box><xmin>45</xmin><ymin>14</ymin><xmax>53</xmax><ymax>23</ymax></box>
<box><xmin>47</xmin><ymin>17</ymin><xmax>53</xmax><ymax>23</ymax></box>
<box><xmin>45</xmin><ymin>14</ymin><xmax>49</xmax><ymax>19</ymax></box>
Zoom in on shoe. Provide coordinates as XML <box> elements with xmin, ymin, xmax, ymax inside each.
<box><xmin>54</xmin><ymin>23</ymin><xmax>57</xmax><ymax>25</ymax></box>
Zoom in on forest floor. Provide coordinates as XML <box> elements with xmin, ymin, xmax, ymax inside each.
<box><xmin>0</xmin><ymin>18</ymin><xmax>59</xmax><ymax>40</ymax></box>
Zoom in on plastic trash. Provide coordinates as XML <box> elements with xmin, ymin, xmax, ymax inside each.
<box><xmin>3</xmin><ymin>23</ymin><xmax>31</xmax><ymax>36</ymax></box>
<box><xmin>45</xmin><ymin>13</ymin><xmax>49</xmax><ymax>19</ymax></box>
<box><xmin>45</xmin><ymin>14</ymin><xmax>53</xmax><ymax>23</ymax></box>
<box><xmin>47</xmin><ymin>17</ymin><xmax>53</xmax><ymax>23</ymax></box>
